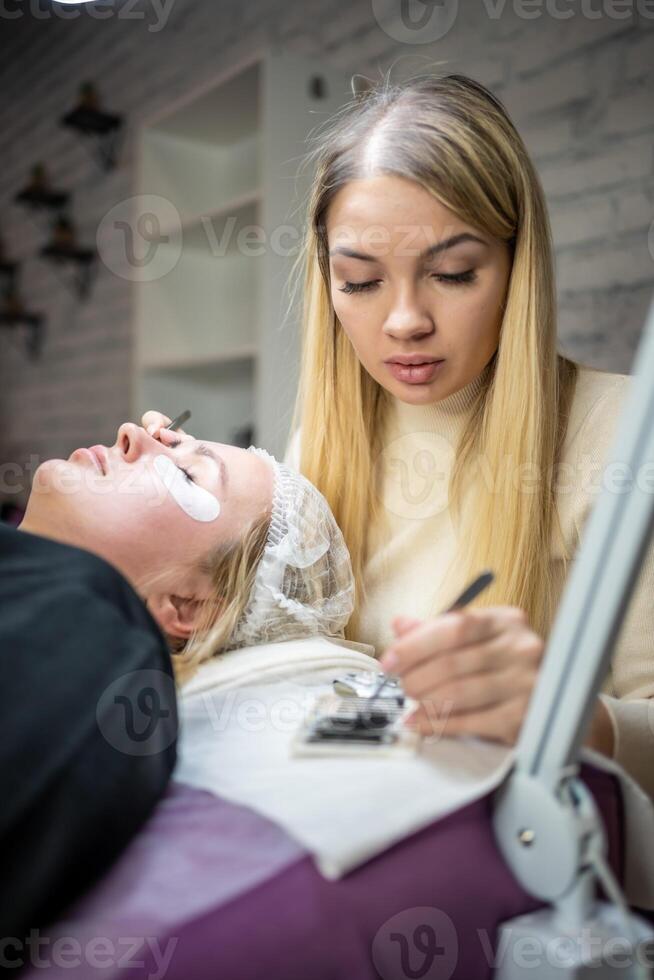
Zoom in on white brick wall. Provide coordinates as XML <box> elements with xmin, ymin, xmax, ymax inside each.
<box><xmin>1</xmin><ymin>1</ymin><xmax>653</xmax><ymax>508</ymax></box>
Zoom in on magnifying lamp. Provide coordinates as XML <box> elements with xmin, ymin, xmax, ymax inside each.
<box><xmin>493</xmin><ymin>293</ymin><xmax>654</xmax><ymax>979</ymax></box>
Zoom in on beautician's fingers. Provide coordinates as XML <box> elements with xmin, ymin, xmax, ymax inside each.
<box><xmin>405</xmin><ymin>691</ymin><xmax>533</xmax><ymax>746</ymax></box>
<box><xmin>141</xmin><ymin>410</ymin><xmax>172</xmax><ymax>432</ymax></box>
<box><xmin>398</xmin><ymin>630</ymin><xmax>533</xmax><ymax>700</ymax></box>
<box><xmin>381</xmin><ymin>606</ymin><xmax>529</xmax><ymax>674</ymax></box>
<box><xmin>405</xmin><ymin>664</ymin><xmax>536</xmax><ymax>719</ymax></box>
<box><xmin>155</xmin><ymin>426</ymin><xmax>192</xmax><ymax>446</ymax></box>
<box><xmin>391</xmin><ymin>615</ymin><xmax>424</xmax><ymax>638</ymax></box>
<box><xmin>140</xmin><ymin>410</ymin><xmax>191</xmax><ymax>439</ymax></box>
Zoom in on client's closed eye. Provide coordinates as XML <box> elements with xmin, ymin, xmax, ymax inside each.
<box><xmin>166</xmin><ymin>436</ymin><xmax>196</xmax><ymax>484</ymax></box>
<box><xmin>178</xmin><ymin>466</ymin><xmax>196</xmax><ymax>484</ymax></box>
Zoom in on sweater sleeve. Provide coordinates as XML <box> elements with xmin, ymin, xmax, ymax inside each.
<box><xmin>570</xmin><ymin>375</ymin><xmax>654</xmax><ymax>801</ymax></box>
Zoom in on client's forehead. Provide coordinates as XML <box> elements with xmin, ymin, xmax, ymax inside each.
<box><xmin>206</xmin><ymin>441</ymin><xmax>273</xmax><ymax>525</ymax></box>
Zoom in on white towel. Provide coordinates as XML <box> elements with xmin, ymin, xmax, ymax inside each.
<box><xmin>180</xmin><ymin>633</ymin><xmax>378</xmax><ymax>698</ymax></box>
<box><xmin>174</xmin><ymin>635</ymin><xmax>654</xmax><ymax>907</ymax></box>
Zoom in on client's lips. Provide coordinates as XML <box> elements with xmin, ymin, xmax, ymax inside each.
<box><xmin>88</xmin><ymin>445</ymin><xmax>108</xmax><ymax>475</ymax></box>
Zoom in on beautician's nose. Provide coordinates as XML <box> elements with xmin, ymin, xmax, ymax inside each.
<box><xmin>116</xmin><ymin>422</ymin><xmax>151</xmax><ymax>463</ymax></box>
<box><xmin>382</xmin><ymin>285</ymin><xmax>435</xmax><ymax>341</ymax></box>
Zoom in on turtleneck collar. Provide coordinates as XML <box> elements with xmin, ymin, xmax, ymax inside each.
<box><xmin>386</xmin><ymin>361</ymin><xmax>492</xmax><ymax>441</ymax></box>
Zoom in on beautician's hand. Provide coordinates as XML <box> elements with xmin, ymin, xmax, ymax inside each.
<box><xmin>140</xmin><ymin>410</ymin><xmax>190</xmax><ymax>439</ymax></box>
<box><xmin>381</xmin><ymin>606</ymin><xmax>546</xmax><ymax>746</ymax></box>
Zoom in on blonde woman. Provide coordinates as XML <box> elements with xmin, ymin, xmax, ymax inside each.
<box><xmin>280</xmin><ymin>70</ymin><xmax>654</xmax><ymax>801</ymax></box>
<box><xmin>143</xmin><ymin>73</ymin><xmax>654</xmax><ymax>802</ymax></box>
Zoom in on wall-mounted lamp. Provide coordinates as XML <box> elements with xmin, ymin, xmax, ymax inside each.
<box><xmin>0</xmin><ymin>288</ymin><xmax>45</xmax><ymax>361</ymax></box>
<box><xmin>61</xmin><ymin>82</ymin><xmax>123</xmax><ymax>171</ymax></box>
<box><xmin>15</xmin><ymin>163</ymin><xmax>69</xmax><ymax>213</ymax></box>
<box><xmin>40</xmin><ymin>214</ymin><xmax>96</xmax><ymax>300</ymax></box>
<box><xmin>0</xmin><ymin>233</ymin><xmax>18</xmax><ymax>295</ymax></box>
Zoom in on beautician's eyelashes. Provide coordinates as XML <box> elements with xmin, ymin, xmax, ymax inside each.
<box><xmin>339</xmin><ymin>279</ymin><xmax>381</xmax><ymax>294</ymax></box>
<box><xmin>434</xmin><ymin>269</ymin><xmax>477</xmax><ymax>286</ymax></box>
<box><xmin>338</xmin><ymin>269</ymin><xmax>477</xmax><ymax>295</ymax></box>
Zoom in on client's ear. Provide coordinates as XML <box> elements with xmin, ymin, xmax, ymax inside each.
<box><xmin>146</xmin><ymin>593</ymin><xmax>207</xmax><ymax>640</ymax></box>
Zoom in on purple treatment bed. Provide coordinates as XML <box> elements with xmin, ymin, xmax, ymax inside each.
<box><xmin>17</xmin><ymin>761</ymin><xmax>629</xmax><ymax>980</ymax></box>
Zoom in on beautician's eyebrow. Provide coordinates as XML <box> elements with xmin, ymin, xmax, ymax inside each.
<box><xmin>329</xmin><ymin>232</ymin><xmax>488</xmax><ymax>262</ymax></box>
<box><xmin>193</xmin><ymin>443</ymin><xmax>229</xmax><ymax>493</ymax></box>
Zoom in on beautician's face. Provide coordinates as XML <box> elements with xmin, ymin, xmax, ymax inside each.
<box><xmin>326</xmin><ymin>175</ymin><xmax>512</xmax><ymax>404</ymax></box>
<box><xmin>22</xmin><ymin>423</ymin><xmax>272</xmax><ymax>589</ymax></box>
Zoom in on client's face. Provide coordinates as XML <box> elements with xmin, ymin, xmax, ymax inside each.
<box><xmin>21</xmin><ymin>423</ymin><xmax>273</xmax><ymax>590</ymax></box>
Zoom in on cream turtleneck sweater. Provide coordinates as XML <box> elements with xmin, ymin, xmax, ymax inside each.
<box><xmin>284</xmin><ymin>363</ymin><xmax>654</xmax><ymax>803</ymax></box>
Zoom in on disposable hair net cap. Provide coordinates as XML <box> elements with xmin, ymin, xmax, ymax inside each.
<box><xmin>226</xmin><ymin>446</ymin><xmax>356</xmax><ymax>649</ymax></box>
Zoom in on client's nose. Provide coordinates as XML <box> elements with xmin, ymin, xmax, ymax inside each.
<box><xmin>116</xmin><ymin>421</ymin><xmax>149</xmax><ymax>463</ymax></box>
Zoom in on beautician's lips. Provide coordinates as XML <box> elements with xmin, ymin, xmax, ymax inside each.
<box><xmin>384</xmin><ymin>356</ymin><xmax>446</xmax><ymax>385</ymax></box>
<box><xmin>384</xmin><ymin>355</ymin><xmax>444</xmax><ymax>365</ymax></box>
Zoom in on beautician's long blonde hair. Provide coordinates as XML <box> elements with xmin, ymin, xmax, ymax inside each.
<box><xmin>288</xmin><ymin>71</ymin><xmax>578</xmax><ymax>644</ymax></box>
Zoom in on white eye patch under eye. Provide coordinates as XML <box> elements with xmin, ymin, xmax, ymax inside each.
<box><xmin>153</xmin><ymin>454</ymin><xmax>221</xmax><ymax>523</ymax></box>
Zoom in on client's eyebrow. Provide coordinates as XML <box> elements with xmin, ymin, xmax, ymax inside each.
<box><xmin>193</xmin><ymin>443</ymin><xmax>229</xmax><ymax>493</ymax></box>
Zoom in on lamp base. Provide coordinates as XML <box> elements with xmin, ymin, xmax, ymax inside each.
<box><xmin>493</xmin><ymin>900</ymin><xmax>654</xmax><ymax>979</ymax></box>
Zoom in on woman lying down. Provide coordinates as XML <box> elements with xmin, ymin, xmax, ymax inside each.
<box><xmin>22</xmin><ymin>417</ymin><xmax>526</xmax><ymax>875</ymax></box>
<box><xmin>19</xmin><ymin>419</ymin><xmax>360</xmax><ymax>684</ymax></box>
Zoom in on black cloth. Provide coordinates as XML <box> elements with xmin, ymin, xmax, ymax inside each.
<box><xmin>0</xmin><ymin>523</ymin><xmax>178</xmax><ymax>970</ymax></box>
